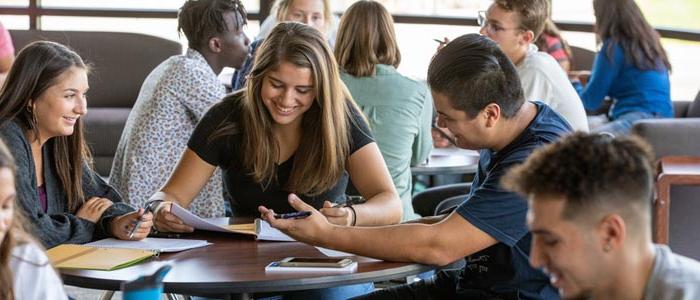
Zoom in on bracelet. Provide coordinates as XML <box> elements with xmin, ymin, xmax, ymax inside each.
<box><xmin>146</xmin><ymin>199</ymin><xmax>165</xmax><ymax>232</ymax></box>
<box><xmin>346</xmin><ymin>204</ymin><xmax>357</xmax><ymax>227</ymax></box>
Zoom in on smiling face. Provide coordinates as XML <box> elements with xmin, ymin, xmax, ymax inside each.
<box><xmin>261</xmin><ymin>61</ymin><xmax>315</xmax><ymax>129</ymax></box>
<box><xmin>527</xmin><ymin>196</ymin><xmax>610</xmax><ymax>299</ymax></box>
<box><xmin>432</xmin><ymin>91</ymin><xmax>491</xmax><ymax>150</ymax></box>
<box><xmin>0</xmin><ymin>167</ymin><xmax>15</xmax><ymax>245</ymax></box>
<box><xmin>31</xmin><ymin>66</ymin><xmax>88</xmax><ymax>141</ymax></box>
<box><xmin>285</xmin><ymin>0</ymin><xmax>326</xmax><ymax>35</ymax></box>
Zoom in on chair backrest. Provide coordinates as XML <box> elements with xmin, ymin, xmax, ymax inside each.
<box><xmin>9</xmin><ymin>30</ymin><xmax>182</xmax><ymax>108</ymax></box>
<box><xmin>688</xmin><ymin>89</ymin><xmax>700</xmax><ymax>118</ymax></box>
<box><xmin>633</xmin><ymin>119</ymin><xmax>700</xmax><ymax>260</ymax></box>
<box><xmin>9</xmin><ymin>30</ymin><xmax>182</xmax><ymax>176</ymax></box>
<box><xmin>632</xmin><ymin>119</ymin><xmax>700</xmax><ymax>157</ymax></box>
<box><xmin>570</xmin><ymin>45</ymin><xmax>595</xmax><ymax>71</ymax></box>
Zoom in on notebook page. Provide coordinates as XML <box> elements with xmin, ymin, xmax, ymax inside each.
<box><xmin>254</xmin><ymin>219</ymin><xmax>295</xmax><ymax>241</ymax></box>
<box><xmin>170</xmin><ymin>203</ymin><xmax>233</xmax><ymax>232</ymax></box>
<box><xmin>85</xmin><ymin>238</ymin><xmax>210</xmax><ymax>253</ymax></box>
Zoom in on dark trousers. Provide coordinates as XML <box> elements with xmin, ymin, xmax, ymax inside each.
<box><xmin>351</xmin><ymin>270</ymin><xmax>517</xmax><ymax>300</ymax></box>
<box><xmin>351</xmin><ymin>271</ymin><xmax>458</xmax><ymax>300</ymax></box>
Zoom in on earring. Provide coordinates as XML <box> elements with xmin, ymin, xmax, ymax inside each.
<box><xmin>27</xmin><ymin>104</ymin><xmax>38</xmax><ymax>125</ymax></box>
<box><xmin>603</xmin><ymin>243</ymin><xmax>612</xmax><ymax>252</ymax></box>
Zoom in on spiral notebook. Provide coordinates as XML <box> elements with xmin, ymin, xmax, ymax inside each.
<box><xmin>46</xmin><ymin>244</ymin><xmax>155</xmax><ymax>271</ymax></box>
<box><xmin>85</xmin><ymin>237</ymin><xmax>211</xmax><ymax>253</ymax></box>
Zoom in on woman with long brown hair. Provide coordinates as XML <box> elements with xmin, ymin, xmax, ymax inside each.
<box><xmin>573</xmin><ymin>0</ymin><xmax>673</xmax><ymax>136</ymax></box>
<box><xmin>0</xmin><ymin>138</ymin><xmax>68</xmax><ymax>300</ymax></box>
<box><xmin>153</xmin><ymin>22</ymin><xmax>400</xmax><ymax>299</ymax></box>
<box><xmin>0</xmin><ymin>41</ymin><xmax>152</xmax><ymax>249</ymax></box>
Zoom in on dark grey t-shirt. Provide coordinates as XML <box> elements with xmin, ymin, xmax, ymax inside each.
<box><xmin>187</xmin><ymin>92</ymin><xmax>374</xmax><ymax>217</ymax></box>
<box><xmin>644</xmin><ymin>244</ymin><xmax>700</xmax><ymax>300</ymax></box>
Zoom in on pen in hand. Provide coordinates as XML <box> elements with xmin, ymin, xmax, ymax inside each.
<box><xmin>274</xmin><ymin>211</ymin><xmax>312</xmax><ymax>219</ymax></box>
<box><xmin>128</xmin><ymin>202</ymin><xmax>156</xmax><ymax>239</ymax></box>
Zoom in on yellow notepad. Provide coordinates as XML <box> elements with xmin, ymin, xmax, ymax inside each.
<box><xmin>46</xmin><ymin>244</ymin><xmax>155</xmax><ymax>271</ymax></box>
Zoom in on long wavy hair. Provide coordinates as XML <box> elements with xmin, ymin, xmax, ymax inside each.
<box><xmin>593</xmin><ymin>0</ymin><xmax>671</xmax><ymax>71</ymax></box>
<box><xmin>213</xmin><ymin>22</ymin><xmax>360</xmax><ymax>195</ymax></box>
<box><xmin>334</xmin><ymin>0</ymin><xmax>401</xmax><ymax>77</ymax></box>
<box><xmin>0</xmin><ymin>138</ymin><xmax>34</xmax><ymax>300</ymax></box>
<box><xmin>0</xmin><ymin>41</ymin><xmax>91</xmax><ymax>213</ymax></box>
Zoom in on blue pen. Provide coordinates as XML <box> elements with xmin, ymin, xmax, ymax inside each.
<box><xmin>274</xmin><ymin>211</ymin><xmax>312</xmax><ymax>219</ymax></box>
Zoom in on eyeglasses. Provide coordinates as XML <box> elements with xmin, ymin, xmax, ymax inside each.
<box><xmin>477</xmin><ymin>10</ymin><xmax>524</xmax><ymax>35</ymax></box>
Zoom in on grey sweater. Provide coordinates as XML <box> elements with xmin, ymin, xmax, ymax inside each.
<box><xmin>0</xmin><ymin>121</ymin><xmax>134</xmax><ymax>248</ymax></box>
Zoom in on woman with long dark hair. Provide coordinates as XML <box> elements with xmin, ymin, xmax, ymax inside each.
<box><xmin>574</xmin><ymin>0</ymin><xmax>673</xmax><ymax>135</ymax></box>
<box><xmin>0</xmin><ymin>41</ymin><xmax>152</xmax><ymax>248</ymax></box>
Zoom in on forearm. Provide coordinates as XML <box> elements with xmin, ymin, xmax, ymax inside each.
<box><xmin>353</xmin><ymin>191</ymin><xmax>402</xmax><ymax>226</ymax></box>
<box><xmin>34</xmin><ymin>214</ymin><xmax>96</xmax><ymax>248</ymax></box>
<box><xmin>319</xmin><ymin>223</ymin><xmax>450</xmax><ymax>266</ymax></box>
<box><xmin>403</xmin><ymin>214</ymin><xmax>447</xmax><ymax>225</ymax></box>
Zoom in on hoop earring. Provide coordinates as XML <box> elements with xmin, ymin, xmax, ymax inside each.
<box><xmin>27</xmin><ymin>105</ymin><xmax>38</xmax><ymax>127</ymax></box>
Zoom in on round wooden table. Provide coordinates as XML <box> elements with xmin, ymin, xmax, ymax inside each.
<box><xmin>60</xmin><ymin>230</ymin><xmax>432</xmax><ymax>297</ymax></box>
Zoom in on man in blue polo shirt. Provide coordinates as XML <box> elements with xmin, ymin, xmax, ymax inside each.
<box><xmin>260</xmin><ymin>33</ymin><xmax>570</xmax><ymax>299</ymax></box>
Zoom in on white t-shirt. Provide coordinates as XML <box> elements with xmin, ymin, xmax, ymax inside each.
<box><xmin>517</xmin><ymin>44</ymin><xmax>589</xmax><ymax>132</ymax></box>
<box><xmin>644</xmin><ymin>244</ymin><xmax>700</xmax><ymax>300</ymax></box>
<box><xmin>10</xmin><ymin>243</ymin><xmax>68</xmax><ymax>300</ymax></box>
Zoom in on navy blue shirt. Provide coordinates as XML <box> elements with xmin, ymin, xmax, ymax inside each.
<box><xmin>231</xmin><ymin>39</ymin><xmax>262</xmax><ymax>90</ymax></box>
<box><xmin>454</xmin><ymin>102</ymin><xmax>570</xmax><ymax>299</ymax></box>
<box><xmin>573</xmin><ymin>39</ymin><xmax>672</xmax><ymax>119</ymax></box>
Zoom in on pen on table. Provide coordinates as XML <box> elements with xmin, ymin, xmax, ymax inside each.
<box><xmin>432</xmin><ymin>123</ymin><xmax>457</xmax><ymax>146</ymax></box>
<box><xmin>128</xmin><ymin>202</ymin><xmax>155</xmax><ymax>239</ymax></box>
<box><xmin>274</xmin><ymin>211</ymin><xmax>312</xmax><ymax>219</ymax></box>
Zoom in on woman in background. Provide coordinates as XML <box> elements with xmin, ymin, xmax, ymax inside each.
<box><xmin>0</xmin><ymin>41</ymin><xmax>151</xmax><ymax>248</ymax></box>
<box><xmin>535</xmin><ymin>0</ymin><xmax>572</xmax><ymax>72</ymax></box>
<box><xmin>335</xmin><ymin>0</ymin><xmax>432</xmax><ymax>221</ymax></box>
<box><xmin>231</xmin><ymin>0</ymin><xmax>335</xmax><ymax>90</ymax></box>
<box><xmin>573</xmin><ymin>0</ymin><xmax>673</xmax><ymax>135</ymax></box>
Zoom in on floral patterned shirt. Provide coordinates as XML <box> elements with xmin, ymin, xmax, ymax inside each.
<box><xmin>110</xmin><ymin>49</ymin><xmax>226</xmax><ymax>217</ymax></box>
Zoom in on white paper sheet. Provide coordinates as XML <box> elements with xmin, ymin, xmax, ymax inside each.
<box><xmin>170</xmin><ymin>203</ymin><xmax>233</xmax><ymax>233</ymax></box>
<box><xmin>315</xmin><ymin>247</ymin><xmax>354</xmax><ymax>257</ymax></box>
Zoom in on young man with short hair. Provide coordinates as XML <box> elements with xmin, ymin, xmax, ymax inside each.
<box><xmin>111</xmin><ymin>0</ymin><xmax>250</xmax><ymax>217</ymax></box>
<box><xmin>479</xmin><ymin>0</ymin><xmax>588</xmax><ymax>132</ymax></box>
<box><xmin>503</xmin><ymin>133</ymin><xmax>700</xmax><ymax>299</ymax></box>
<box><xmin>260</xmin><ymin>33</ymin><xmax>569</xmax><ymax>299</ymax></box>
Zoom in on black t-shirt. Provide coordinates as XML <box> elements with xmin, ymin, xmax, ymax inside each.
<box><xmin>188</xmin><ymin>93</ymin><xmax>374</xmax><ymax>217</ymax></box>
